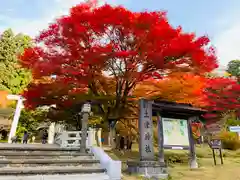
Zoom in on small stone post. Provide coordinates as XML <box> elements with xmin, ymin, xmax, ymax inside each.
<box><xmin>88</xmin><ymin>127</ymin><xmax>94</xmax><ymax>147</ymax></box>
<box><xmin>98</xmin><ymin>128</ymin><xmax>102</xmax><ymax>147</ymax></box>
<box><xmin>48</xmin><ymin>122</ymin><xmax>56</xmax><ymax>144</ymax></box>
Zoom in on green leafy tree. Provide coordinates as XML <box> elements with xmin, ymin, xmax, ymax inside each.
<box><xmin>16</xmin><ymin>108</ymin><xmax>48</xmax><ymax>137</ymax></box>
<box><xmin>46</xmin><ymin>102</ymin><xmax>104</xmax><ymax>130</ymax></box>
<box><xmin>227</xmin><ymin>60</ymin><xmax>240</xmax><ymax>82</ymax></box>
<box><xmin>0</xmin><ymin>29</ymin><xmax>32</xmax><ymax>94</ymax></box>
<box><xmin>0</xmin><ymin>29</ymin><xmax>47</xmax><ymax>138</ymax></box>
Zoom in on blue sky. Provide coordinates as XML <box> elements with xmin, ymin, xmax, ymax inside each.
<box><xmin>1</xmin><ymin>0</ymin><xmax>240</xmax><ymax>67</ymax></box>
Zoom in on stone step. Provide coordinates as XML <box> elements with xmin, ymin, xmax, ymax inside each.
<box><xmin>0</xmin><ymin>173</ymin><xmax>110</xmax><ymax>180</ymax></box>
<box><xmin>5</xmin><ymin>164</ymin><xmax>101</xmax><ymax>168</ymax></box>
<box><xmin>0</xmin><ymin>159</ymin><xmax>101</xmax><ymax>168</ymax></box>
<box><xmin>0</xmin><ymin>146</ymin><xmax>87</xmax><ymax>152</ymax></box>
<box><xmin>0</xmin><ymin>152</ymin><xmax>94</xmax><ymax>159</ymax></box>
<box><xmin>0</xmin><ymin>166</ymin><xmax>106</xmax><ymax>176</ymax></box>
<box><xmin>0</xmin><ymin>144</ymin><xmax>108</xmax><ymax>178</ymax></box>
<box><xmin>1</xmin><ymin>155</ymin><xmax>95</xmax><ymax>160</ymax></box>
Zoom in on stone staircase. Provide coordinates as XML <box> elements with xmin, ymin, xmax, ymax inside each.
<box><xmin>0</xmin><ymin>144</ymin><xmax>109</xmax><ymax>180</ymax></box>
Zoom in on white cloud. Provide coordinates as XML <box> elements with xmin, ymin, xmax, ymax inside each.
<box><xmin>214</xmin><ymin>23</ymin><xmax>240</xmax><ymax>66</ymax></box>
<box><xmin>213</xmin><ymin>9</ymin><xmax>240</xmax><ymax>67</ymax></box>
<box><xmin>0</xmin><ymin>0</ymin><xmax>86</xmax><ymax>37</ymax></box>
<box><xmin>0</xmin><ymin>0</ymin><xmax>116</xmax><ymax>37</ymax></box>
<box><xmin>0</xmin><ymin>15</ymin><xmax>50</xmax><ymax>37</ymax></box>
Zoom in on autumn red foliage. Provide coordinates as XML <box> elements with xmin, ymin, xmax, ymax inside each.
<box><xmin>191</xmin><ymin>122</ymin><xmax>203</xmax><ymax>138</ymax></box>
<box><xmin>202</xmin><ymin>77</ymin><xmax>240</xmax><ymax>118</ymax></box>
<box><xmin>134</xmin><ymin>72</ymin><xmax>206</xmax><ymax>106</ymax></box>
<box><xmin>20</xmin><ymin>1</ymin><xmax>218</xmax><ymax>109</ymax></box>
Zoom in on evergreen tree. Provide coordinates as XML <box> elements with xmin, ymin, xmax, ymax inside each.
<box><xmin>0</xmin><ymin>29</ymin><xmax>32</xmax><ymax>94</ymax></box>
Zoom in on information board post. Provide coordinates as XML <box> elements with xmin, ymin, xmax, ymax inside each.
<box><xmin>219</xmin><ymin>148</ymin><xmax>223</xmax><ymax>164</ymax></box>
<box><xmin>188</xmin><ymin>116</ymin><xmax>198</xmax><ymax>169</ymax></box>
<box><xmin>157</xmin><ymin>113</ymin><xmax>165</xmax><ymax>164</ymax></box>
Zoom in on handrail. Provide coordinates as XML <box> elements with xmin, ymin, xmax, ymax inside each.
<box><xmin>54</xmin><ymin>130</ymin><xmax>93</xmax><ymax>148</ymax></box>
<box><xmin>91</xmin><ymin>146</ymin><xmax>122</xmax><ymax>180</ymax></box>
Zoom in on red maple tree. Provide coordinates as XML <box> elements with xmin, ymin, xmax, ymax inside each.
<box><xmin>202</xmin><ymin>77</ymin><xmax>240</xmax><ymax>119</ymax></box>
<box><xmin>20</xmin><ymin>1</ymin><xmax>218</xmax><ymax>120</ymax></box>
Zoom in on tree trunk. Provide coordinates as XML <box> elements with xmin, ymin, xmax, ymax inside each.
<box><xmin>80</xmin><ymin>113</ymin><xmax>89</xmax><ymax>153</ymax></box>
<box><xmin>107</xmin><ymin>119</ymin><xmax>117</xmax><ymax>149</ymax></box>
<box><xmin>109</xmin><ymin>126</ymin><xmax>116</xmax><ymax>149</ymax></box>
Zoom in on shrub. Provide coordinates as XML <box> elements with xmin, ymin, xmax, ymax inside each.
<box><xmin>219</xmin><ymin>131</ymin><xmax>240</xmax><ymax>150</ymax></box>
<box><xmin>164</xmin><ymin>151</ymin><xmax>188</xmax><ymax>164</ymax></box>
<box><xmin>222</xmin><ymin>112</ymin><xmax>240</xmax><ymax>129</ymax></box>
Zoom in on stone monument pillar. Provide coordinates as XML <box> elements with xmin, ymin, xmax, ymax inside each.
<box><xmin>139</xmin><ymin>99</ymin><xmax>155</xmax><ymax>161</ymax></box>
<box><xmin>127</xmin><ymin>99</ymin><xmax>168</xmax><ymax>178</ymax></box>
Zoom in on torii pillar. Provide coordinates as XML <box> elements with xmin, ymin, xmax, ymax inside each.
<box><xmin>7</xmin><ymin>95</ymin><xmax>24</xmax><ymax>143</ymax></box>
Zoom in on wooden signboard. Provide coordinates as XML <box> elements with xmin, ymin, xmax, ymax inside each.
<box><xmin>209</xmin><ymin>139</ymin><xmax>222</xmax><ymax>149</ymax></box>
<box><xmin>208</xmin><ymin>139</ymin><xmax>223</xmax><ymax>165</ymax></box>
